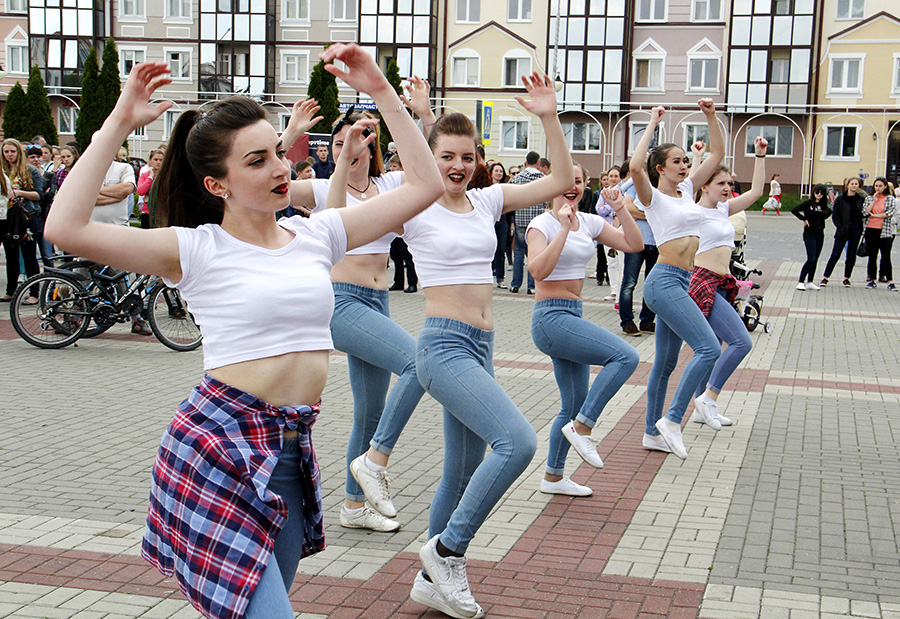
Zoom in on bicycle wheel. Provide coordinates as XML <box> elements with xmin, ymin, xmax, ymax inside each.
<box><xmin>10</xmin><ymin>273</ymin><xmax>91</xmax><ymax>348</ymax></box>
<box><xmin>147</xmin><ymin>284</ymin><xmax>202</xmax><ymax>351</ymax></box>
<box><xmin>52</xmin><ymin>260</ymin><xmax>115</xmax><ymax>338</ymax></box>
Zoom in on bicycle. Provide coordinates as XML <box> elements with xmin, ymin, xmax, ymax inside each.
<box><xmin>9</xmin><ymin>261</ymin><xmax>202</xmax><ymax>351</ymax></box>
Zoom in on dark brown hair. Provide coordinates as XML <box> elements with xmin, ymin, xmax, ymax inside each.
<box><xmin>427</xmin><ymin>113</ymin><xmax>477</xmax><ymax>152</ymax></box>
<box><xmin>646</xmin><ymin>143</ymin><xmax>683</xmax><ymax>188</ymax></box>
<box><xmin>871</xmin><ymin>176</ymin><xmax>890</xmax><ymax>196</ymax></box>
<box><xmin>330</xmin><ymin>109</ymin><xmax>385</xmax><ymax>178</ymax></box>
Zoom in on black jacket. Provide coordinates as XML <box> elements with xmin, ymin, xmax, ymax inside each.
<box><xmin>830</xmin><ymin>192</ymin><xmax>864</xmax><ymax>239</ymax></box>
<box><xmin>791</xmin><ymin>198</ymin><xmax>832</xmax><ymax>234</ymax></box>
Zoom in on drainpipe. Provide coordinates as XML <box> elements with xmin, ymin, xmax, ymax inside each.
<box><xmin>440</xmin><ymin>0</ymin><xmax>448</xmax><ymax>108</ymax></box>
<box><xmin>807</xmin><ymin>0</ymin><xmax>826</xmax><ymax>192</ymax></box>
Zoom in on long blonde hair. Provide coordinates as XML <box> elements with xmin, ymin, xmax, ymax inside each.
<box><xmin>1</xmin><ymin>138</ymin><xmax>34</xmax><ymax>190</ymax></box>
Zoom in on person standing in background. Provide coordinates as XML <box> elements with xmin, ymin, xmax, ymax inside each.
<box><xmin>313</xmin><ymin>143</ymin><xmax>335</xmax><ymax>179</ymax></box>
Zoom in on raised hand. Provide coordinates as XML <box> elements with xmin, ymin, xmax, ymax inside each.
<box><xmin>341</xmin><ymin>118</ymin><xmax>380</xmax><ymax>162</ymax></box>
<box><xmin>558</xmin><ymin>203</ymin><xmax>576</xmax><ymax>230</ymax></box>
<box><xmin>110</xmin><ymin>63</ymin><xmax>173</xmax><ymax>132</ymax></box>
<box><xmin>320</xmin><ymin>43</ymin><xmax>390</xmax><ymax>98</ymax></box>
<box><xmin>401</xmin><ymin>75</ymin><xmax>433</xmax><ymax>119</ymax></box>
<box><xmin>515</xmin><ymin>72</ymin><xmax>557</xmax><ymax>118</ymax></box>
<box><xmin>286</xmin><ymin>99</ymin><xmax>323</xmax><ymax>136</ymax></box>
<box><xmin>600</xmin><ymin>187</ymin><xmax>624</xmax><ymax>211</ymax></box>
<box><xmin>698</xmin><ymin>98</ymin><xmax>716</xmax><ymax>116</ymax></box>
<box><xmin>754</xmin><ymin>136</ymin><xmax>769</xmax><ymax>156</ymax></box>
<box><xmin>649</xmin><ymin>106</ymin><xmax>665</xmax><ymax>125</ymax></box>
<box><xmin>691</xmin><ymin>141</ymin><xmax>707</xmax><ymax>159</ymax></box>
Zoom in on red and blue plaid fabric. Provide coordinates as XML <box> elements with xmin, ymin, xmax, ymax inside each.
<box><xmin>688</xmin><ymin>266</ymin><xmax>740</xmax><ymax>317</ymax></box>
<box><xmin>142</xmin><ymin>374</ymin><xmax>324</xmax><ymax>619</ymax></box>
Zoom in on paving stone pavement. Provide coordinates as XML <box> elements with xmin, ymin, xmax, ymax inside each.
<box><xmin>0</xmin><ymin>213</ymin><xmax>898</xmax><ymax>618</ymax></box>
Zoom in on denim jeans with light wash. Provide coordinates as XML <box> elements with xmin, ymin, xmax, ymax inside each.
<box><xmin>330</xmin><ymin>283</ymin><xmax>425</xmax><ymax>502</ymax></box>
<box><xmin>619</xmin><ymin>245</ymin><xmax>658</xmax><ymax>327</ymax></box>
<box><xmin>531</xmin><ymin>299</ymin><xmax>640</xmax><ymax>475</ymax></box>
<box><xmin>416</xmin><ymin>317</ymin><xmax>537</xmax><ymax>555</ymax></box>
<box><xmin>643</xmin><ymin>264</ymin><xmax>720</xmax><ymax>436</ymax></box>
<box><xmin>511</xmin><ymin>224</ymin><xmax>535</xmax><ymax>290</ymax></box>
<box><xmin>245</xmin><ymin>438</ymin><xmax>305</xmax><ymax>619</ymax></box>
<box><xmin>694</xmin><ymin>289</ymin><xmax>752</xmax><ymax>398</ymax></box>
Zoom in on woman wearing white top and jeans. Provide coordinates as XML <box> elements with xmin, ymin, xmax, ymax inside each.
<box><xmin>43</xmin><ymin>48</ymin><xmax>443</xmax><ymax>619</ymax></box>
<box><xmin>630</xmin><ymin>101</ymin><xmax>725</xmax><ymax>460</ymax></box>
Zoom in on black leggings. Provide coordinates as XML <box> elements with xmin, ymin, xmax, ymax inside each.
<box><xmin>864</xmin><ymin>228</ymin><xmax>894</xmax><ymax>282</ymax></box>
<box><xmin>823</xmin><ymin>225</ymin><xmax>862</xmax><ymax>279</ymax></box>
<box><xmin>799</xmin><ymin>232</ymin><xmax>824</xmax><ymax>283</ymax></box>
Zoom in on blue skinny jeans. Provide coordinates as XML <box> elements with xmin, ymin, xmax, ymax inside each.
<box><xmin>643</xmin><ymin>264</ymin><xmax>720</xmax><ymax>436</ymax></box>
<box><xmin>416</xmin><ymin>317</ymin><xmax>537</xmax><ymax>555</ymax></box>
<box><xmin>693</xmin><ymin>290</ymin><xmax>752</xmax><ymax>398</ymax></box>
<box><xmin>531</xmin><ymin>299</ymin><xmax>640</xmax><ymax>475</ymax></box>
<box><xmin>511</xmin><ymin>224</ymin><xmax>535</xmax><ymax>290</ymax></box>
<box><xmin>330</xmin><ymin>283</ymin><xmax>425</xmax><ymax>502</ymax></box>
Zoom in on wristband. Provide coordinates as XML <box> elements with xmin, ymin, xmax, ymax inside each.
<box><xmin>613</xmin><ymin>205</ymin><xmax>625</xmax><ymax>212</ymax></box>
<box><xmin>424</xmin><ymin>121</ymin><xmax>436</xmax><ymax>127</ymax></box>
<box><xmin>755</xmin><ymin>154</ymin><xmax>766</xmax><ymax>158</ymax></box>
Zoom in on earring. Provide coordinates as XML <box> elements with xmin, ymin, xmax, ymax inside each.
<box><xmin>222</xmin><ymin>192</ymin><xmax>229</xmax><ymax>199</ymax></box>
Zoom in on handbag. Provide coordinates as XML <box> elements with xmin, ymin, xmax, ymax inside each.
<box><xmin>3</xmin><ymin>196</ymin><xmax>31</xmax><ymax>246</ymax></box>
<box><xmin>856</xmin><ymin>239</ymin><xmax>868</xmax><ymax>257</ymax></box>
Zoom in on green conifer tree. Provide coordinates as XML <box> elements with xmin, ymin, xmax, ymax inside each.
<box><xmin>27</xmin><ymin>66</ymin><xmax>59</xmax><ymax>146</ymax></box>
<box><xmin>98</xmin><ymin>39</ymin><xmax>122</xmax><ymax>126</ymax></box>
<box><xmin>75</xmin><ymin>47</ymin><xmax>101</xmax><ymax>151</ymax></box>
<box><xmin>307</xmin><ymin>60</ymin><xmax>340</xmax><ymax>135</ymax></box>
<box><xmin>1</xmin><ymin>82</ymin><xmax>29</xmax><ymax>142</ymax></box>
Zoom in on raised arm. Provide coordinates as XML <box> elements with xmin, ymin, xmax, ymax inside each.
<box><xmin>285</xmin><ymin>99</ymin><xmax>325</xmax><ymax>209</ymax></box>
<box><xmin>401</xmin><ymin>76</ymin><xmax>436</xmax><ymax>139</ymax></box>
<box><xmin>727</xmin><ymin>137</ymin><xmax>767</xmax><ymax>215</ymax></box>
<box><xmin>325</xmin><ymin>118</ymin><xmax>378</xmax><ymax>210</ymax></box>
<box><xmin>688</xmin><ymin>98</ymin><xmax>724</xmax><ymax>186</ymax></box>
<box><xmin>630</xmin><ymin>106</ymin><xmax>664</xmax><ymax>207</ymax></box>
<box><xmin>44</xmin><ymin>63</ymin><xmax>180</xmax><ymax>280</ymax></box>
<box><xmin>596</xmin><ymin>187</ymin><xmax>643</xmax><ymax>253</ymax></box>
<box><xmin>500</xmin><ymin>73</ymin><xmax>575</xmax><ymax>213</ymax></box>
<box><xmin>320</xmin><ymin>44</ymin><xmax>442</xmax><ymax>249</ymax></box>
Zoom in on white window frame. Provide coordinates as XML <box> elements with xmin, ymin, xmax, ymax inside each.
<box><xmin>4</xmin><ymin>26</ymin><xmax>28</xmax><ymax>77</ymax></box>
<box><xmin>632</xmin><ymin>39</ymin><xmax>666</xmax><ymax>94</ymax></box>
<box><xmin>821</xmin><ymin>124</ymin><xmax>861</xmax><ymax>161</ymax></box>
<box><xmin>58</xmin><ymin>107</ymin><xmax>79</xmax><ymax>134</ymax></box>
<box><xmin>892</xmin><ymin>53</ymin><xmax>900</xmax><ymax>96</ymax></box>
<box><xmin>280</xmin><ymin>49</ymin><xmax>309</xmax><ymax>85</ymax></box>
<box><xmin>507</xmin><ymin>0</ymin><xmax>532</xmax><ymax>22</ymax></box>
<box><xmin>691</xmin><ymin>0</ymin><xmax>721</xmax><ymax>21</ymax></box>
<box><xmin>331</xmin><ymin>0</ymin><xmax>357</xmax><ymax>23</ymax></box>
<box><xmin>562</xmin><ymin>121</ymin><xmax>602</xmax><ymax>153</ymax></box>
<box><xmin>163</xmin><ymin>110</ymin><xmax>183</xmax><ymax>140</ymax></box>
<box><xmin>450</xmin><ymin>49</ymin><xmax>480</xmax><ymax>87</ymax></box>
<box><xmin>502</xmin><ymin>50</ymin><xmax>532</xmax><ymax>88</ymax></box>
<box><xmin>827</xmin><ymin>54</ymin><xmax>865</xmax><ymax>97</ymax></box>
<box><xmin>456</xmin><ymin>0</ymin><xmax>479</xmax><ymax>23</ymax></box>
<box><xmin>685</xmin><ymin>39</ymin><xmax>721</xmax><ymax>94</ymax></box>
<box><xmin>744</xmin><ymin>125</ymin><xmax>793</xmax><ymax>158</ymax></box>
<box><xmin>131</xmin><ymin>125</ymin><xmax>147</xmax><ymax>140</ymax></box>
<box><xmin>628</xmin><ymin>121</ymin><xmax>664</xmax><ymax>156</ymax></box>
<box><xmin>120</xmin><ymin>47</ymin><xmax>147</xmax><ymax>77</ymax></box>
<box><xmin>835</xmin><ymin>0</ymin><xmax>864</xmax><ymax>20</ymax></box>
<box><xmin>282</xmin><ymin>0</ymin><xmax>310</xmax><ymax>24</ymax></box>
<box><xmin>164</xmin><ymin>0</ymin><xmax>192</xmax><ymax>22</ymax></box>
<box><xmin>7</xmin><ymin>0</ymin><xmax>27</xmax><ymax>13</ymax></box>
<box><xmin>636</xmin><ymin>0</ymin><xmax>666</xmax><ymax>22</ymax></box>
<box><xmin>500</xmin><ymin>119</ymin><xmax>529</xmax><ymax>152</ymax></box>
<box><xmin>119</xmin><ymin>0</ymin><xmax>147</xmax><ymax>21</ymax></box>
<box><xmin>683</xmin><ymin>123</ymin><xmax>710</xmax><ymax>154</ymax></box>
<box><xmin>165</xmin><ymin>48</ymin><xmax>193</xmax><ymax>82</ymax></box>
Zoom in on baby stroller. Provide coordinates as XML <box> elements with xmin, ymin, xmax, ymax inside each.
<box><xmin>730</xmin><ymin>259</ymin><xmax>770</xmax><ymax>333</ymax></box>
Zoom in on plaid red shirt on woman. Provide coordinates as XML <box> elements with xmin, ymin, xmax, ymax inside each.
<box><xmin>142</xmin><ymin>374</ymin><xmax>324</xmax><ymax>619</ymax></box>
<box><xmin>688</xmin><ymin>266</ymin><xmax>740</xmax><ymax>317</ymax></box>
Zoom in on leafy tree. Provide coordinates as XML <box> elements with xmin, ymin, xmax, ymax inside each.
<box><xmin>307</xmin><ymin>60</ymin><xmax>340</xmax><ymax>135</ymax></box>
<box><xmin>97</xmin><ymin>39</ymin><xmax>122</xmax><ymax>126</ymax></box>
<box><xmin>26</xmin><ymin>66</ymin><xmax>59</xmax><ymax>146</ymax></box>
<box><xmin>74</xmin><ymin>47</ymin><xmax>101</xmax><ymax>151</ymax></box>
<box><xmin>379</xmin><ymin>59</ymin><xmax>404</xmax><ymax>154</ymax></box>
<box><xmin>1</xmin><ymin>82</ymin><xmax>29</xmax><ymax>142</ymax></box>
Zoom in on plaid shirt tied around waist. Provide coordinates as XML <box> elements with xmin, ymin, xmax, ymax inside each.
<box><xmin>688</xmin><ymin>266</ymin><xmax>740</xmax><ymax>317</ymax></box>
<box><xmin>142</xmin><ymin>374</ymin><xmax>324</xmax><ymax>619</ymax></box>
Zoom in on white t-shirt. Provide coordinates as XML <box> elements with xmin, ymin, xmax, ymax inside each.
<box><xmin>697</xmin><ymin>201</ymin><xmax>735</xmax><ymax>254</ymax></box>
<box><xmin>162</xmin><ymin>209</ymin><xmax>347</xmax><ymax>371</ymax></box>
<box><xmin>527</xmin><ymin>211</ymin><xmax>606</xmax><ymax>281</ymax></box>
<box><xmin>403</xmin><ymin>184</ymin><xmax>504</xmax><ymax>288</ymax></box>
<box><xmin>309</xmin><ymin>171</ymin><xmax>402</xmax><ymax>255</ymax></box>
<box><xmin>91</xmin><ymin>161</ymin><xmax>136</xmax><ymax>226</ymax></box>
<box><xmin>644</xmin><ymin>178</ymin><xmax>701</xmax><ymax>247</ymax></box>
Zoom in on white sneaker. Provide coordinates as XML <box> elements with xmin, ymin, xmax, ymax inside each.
<box><xmin>540</xmin><ymin>477</ymin><xmax>593</xmax><ymax>496</ymax></box>
<box><xmin>796</xmin><ymin>282</ymin><xmax>806</xmax><ymax>291</ymax></box>
<box><xmin>349</xmin><ymin>455</ymin><xmax>397</xmax><ymax>518</ymax></box>
<box><xmin>655</xmin><ymin>418</ymin><xmax>688</xmax><ymax>460</ymax></box>
<box><xmin>561</xmin><ymin>421</ymin><xmax>604</xmax><ymax>468</ymax></box>
<box><xmin>693</xmin><ymin>395</ymin><xmax>722</xmax><ymax>431</ymax></box>
<box><xmin>603</xmin><ymin>294</ymin><xmax>617</xmax><ymax>301</ymax></box>
<box><xmin>642</xmin><ymin>433</ymin><xmax>671</xmax><ymax>453</ymax></box>
<box><xmin>418</xmin><ymin>536</ymin><xmax>482</xmax><ymax>619</ymax></box>
<box><xmin>410</xmin><ymin>572</ymin><xmax>484</xmax><ymax>619</ymax></box>
<box><xmin>691</xmin><ymin>410</ymin><xmax>734</xmax><ymax>427</ymax></box>
<box><xmin>805</xmin><ymin>282</ymin><xmax>820</xmax><ymax>291</ymax></box>
<box><xmin>339</xmin><ymin>504</ymin><xmax>400</xmax><ymax>532</ymax></box>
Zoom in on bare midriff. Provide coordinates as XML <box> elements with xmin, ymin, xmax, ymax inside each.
<box><xmin>331</xmin><ymin>253</ymin><xmax>391</xmax><ymax>289</ymax></box>
<box><xmin>533</xmin><ymin>278</ymin><xmax>584</xmax><ymax>302</ymax></box>
<box><xmin>424</xmin><ymin>283</ymin><xmax>494</xmax><ymax>331</ymax></box>
<box><xmin>693</xmin><ymin>245</ymin><xmax>733</xmax><ymax>276</ymax></box>
<box><xmin>656</xmin><ymin>236</ymin><xmax>700</xmax><ymax>272</ymax></box>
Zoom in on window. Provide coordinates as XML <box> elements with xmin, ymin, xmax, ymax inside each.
<box><xmin>893</xmin><ymin>54</ymin><xmax>900</xmax><ymax>95</ymax></box>
<box><xmin>166</xmin><ymin>50</ymin><xmax>192</xmax><ymax>80</ymax></box>
<box><xmin>836</xmin><ymin>0</ymin><xmax>864</xmax><ymax>19</ymax></box>
<box><xmin>121</xmin><ymin>49</ymin><xmax>146</xmax><ymax>76</ymax></box>
<box><xmin>824</xmin><ymin>126</ymin><xmax>858</xmax><ymax>159</ymax></box>
<box><xmin>634</xmin><ymin>59</ymin><xmax>662</xmax><ymax>91</ymax></box>
<box><xmin>692</xmin><ymin>0</ymin><xmax>720</xmax><ymax>21</ymax></box>
<box><xmin>164</xmin><ymin>110</ymin><xmax>182</xmax><ymax>139</ymax></box>
<box><xmin>684</xmin><ymin>123</ymin><xmax>709</xmax><ymax>153</ymax></box>
<box><xmin>332</xmin><ymin>0</ymin><xmax>357</xmax><ymax>21</ymax></box>
<box><xmin>636</xmin><ymin>0</ymin><xmax>665</xmax><ymax>21</ymax></box>
<box><xmin>773</xmin><ymin>0</ymin><xmax>793</xmax><ymax>14</ymax></box>
<box><xmin>131</xmin><ymin>125</ymin><xmax>147</xmax><ymax>140</ymax></box>
<box><xmin>628</xmin><ymin>122</ymin><xmax>661</xmax><ymax>155</ymax></box>
<box><xmin>829</xmin><ymin>56</ymin><xmax>864</xmax><ymax>95</ymax></box>
<box><xmin>451</xmin><ymin>54</ymin><xmax>479</xmax><ymax>87</ymax></box>
<box><xmin>58</xmin><ymin>107</ymin><xmax>78</xmax><ymax>134</ymax></box>
<box><xmin>562</xmin><ymin>122</ymin><xmax>601</xmax><ymax>152</ymax></box>
<box><xmin>7</xmin><ymin>0</ymin><xmax>26</xmax><ymax>12</ymax></box>
<box><xmin>165</xmin><ymin>0</ymin><xmax>191</xmax><ymax>19</ymax></box>
<box><xmin>688</xmin><ymin>58</ymin><xmax>719</xmax><ymax>91</ymax></box>
<box><xmin>6</xmin><ymin>41</ymin><xmax>28</xmax><ymax>76</ymax></box>
<box><xmin>770</xmin><ymin>51</ymin><xmax>790</xmax><ymax>83</ymax></box>
<box><xmin>501</xmin><ymin>120</ymin><xmax>528</xmax><ymax>150</ymax></box>
<box><xmin>283</xmin><ymin>0</ymin><xmax>309</xmax><ymax>21</ymax></box>
<box><xmin>121</xmin><ymin>0</ymin><xmax>146</xmax><ymax>18</ymax></box>
<box><xmin>507</xmin><ymin>0</ymin><xmax>531</xmax><ymax>22</ymax></box>
<box><xmin>281</xmin><ymin>52</ymin><xmax>308</xmax><ymax>84</ymax></box>
<box><xmin>457</xmin><ymin>0</ymin><xmax>479</xmax><ymax>22</ymax></box>
<box><xmin>503</xmin><ymin>53</ymin><xmax>531</xmax><ymax>87</ymax></box>
<box><xmin>745</xmin><ymin>126</ymin><xmax>793</xmax><ymax>157</ymax></box>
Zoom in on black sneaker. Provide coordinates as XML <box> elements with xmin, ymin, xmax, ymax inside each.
<box><xmin>639</xmin><ymin>322</ymin><xmax>656</xmax><ymax>334</ymax></box>
<box><xmin>843</xmin><ymin>278</ymin><xmax>851</xmax><ymax>287</ymax></box>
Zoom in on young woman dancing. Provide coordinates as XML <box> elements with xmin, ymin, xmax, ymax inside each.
<box><xmin>401</xmin><ymin>75</ymin><xmax>574</xmax><ymax>618</ymax></box>
<box><xmin>528</xmin><ymin>173</ymin><xmax>642</xmax><ymax>497</ymax></box>
<box><xmin>44</xmin><ymin>46</ymin><xmax>442</xmax><ymax>619</ymax></box>
<box><xmin>630</xmin><ymin>101</ymin><xmax>724</xmax><ymax>459</ymax></box>
<box><xmin>688</xmin><ymin>137</ymin><xmax>768</xmax><ymax>428</ymax></box>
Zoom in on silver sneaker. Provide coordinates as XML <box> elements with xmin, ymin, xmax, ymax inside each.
<box><xmin>339</xmin><ymin>504</ymin><xmax>400</xmax><ymax>532</ymax></box>
<box><xmin>349</xmin><ymin>455</ymin><xmax>397</xmax><ymax>517</ymax></box>
<box><xmin>418</xmin><ymin>536</ymin><xmax>482</xmax><ymax>619</ymax></box>
<box><xmin>411</xmin><ymin>571</ymin><xmax>484</xmax><ymax>619</ymax></box>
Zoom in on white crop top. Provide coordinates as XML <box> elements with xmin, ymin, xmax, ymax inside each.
<box><xmin>309</xmin><ymin>171</ymin><xmax>402</xmax><ymax>255</ymax></box>
<box><xmin>162</xmin><ymin>209</ymin><xmax>347</xmax><ymax>371</ymax></box>
<box><xmin>527</xmin><ymin>211</ymin><xmax>606</xmax><ymax>281</ymax></box>
<box><xmin>696</xmin><ymin>201</ymin><xmax>735</xmax><ymax>254</ymax></box>
<box><xmin>645</xmin><ymin>178</ymin><xmax>702</xmax><ymax>246</ymax></box>
<box><xmin>402</xmin><ymin>184</ymin><xmax>504</xmax><ymax>287</ymax></box>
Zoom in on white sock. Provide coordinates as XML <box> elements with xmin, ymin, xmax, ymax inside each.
<box><xmin>365</xmin><ymin>456</ymin><xmax>386</xmax><ymax>471</ymax></box>
<box><xmin>343</xmin><ymin>505</ymin><xmax>364</xmax><ymax>515</ymax></box>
